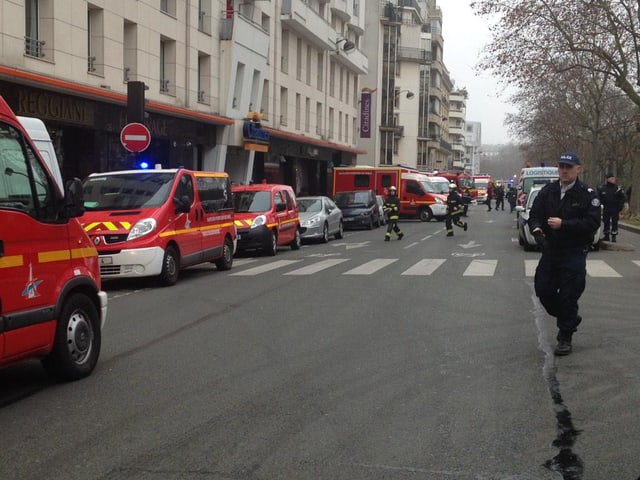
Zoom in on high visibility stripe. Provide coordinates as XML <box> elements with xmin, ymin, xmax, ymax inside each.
<box><xmin>71</xmin><ymin>247</ymin><xmax>99</xmax><ymax>259</ymax></box>
<box><xmin>84</xmin><ymin>221</ymin><xmax>132</xmax><ymax>232</ymax></box>
<box><xmin>0</xmin><ymin>255</ymin><xmax>24</xmax><ymax>269</ymax></box>
<box><xmin>159</xmin><ymin>222</ymin><xmax>236</xmax><ymax>237</ymax></box>
<box><xmin>38</xmin><ymin>249</ymin><xmax>71</xmax><ymax>263</ymax></box>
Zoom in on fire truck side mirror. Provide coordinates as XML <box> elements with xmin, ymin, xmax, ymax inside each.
<box><xmin>64</xmin><ymin>178</ymin><xmax>85</xmax><ymax>218</ymax></box>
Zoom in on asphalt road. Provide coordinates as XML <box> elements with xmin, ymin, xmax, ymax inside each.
<box><xmin>1</xmin><ymin>204</ymin><xmax>639</xmax><ymax>480</ymax></box>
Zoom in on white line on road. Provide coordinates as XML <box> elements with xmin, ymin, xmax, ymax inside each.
<box><xmin>343</xmin><ymin>258</ymin><xmax>397</xmax><ymax>275</ymax></box>
<box><xmin>463</xmin><ymin>259</ymin><xmax>498</xmax><ymax>276</ymax></box>
<box><xmin>284</xmin><ymin>259</ymin><xmax>350</xmax><ymax>275</ymax></box>
<box><xmin>401</xmin><ymin>259</ymin><xmax>446</xmax><ymax>275</ymax></box>
<box><xmin>230</xmin><ymin>259</ymin><xmax>302</xmax><ymax>275</ymax></box>
<box><xmin>587</xmin><ymin>259</ymin><xmax>621</xmax><ymax>277</ymax></box>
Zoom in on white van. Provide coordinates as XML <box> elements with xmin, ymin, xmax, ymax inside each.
<box><xmin>17</xmin><ymin>116</ymin><xmax>63</xmax><ymax>194</ymax></box>
<box><xmin>517</xmin><ymin>166</ymin><xmax>558</xmax><ymax>208</ymax></box>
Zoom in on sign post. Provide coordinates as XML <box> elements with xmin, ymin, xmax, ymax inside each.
<box><xmin>120</xmin><ymin>123</ymin><xmax>151</xmax><ymax>153</ymax></box>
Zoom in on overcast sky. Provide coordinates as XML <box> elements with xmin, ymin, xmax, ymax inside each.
<box><xmin>438</xmin><ymin>1</ymin><xmax>514</xmax><ymax>145</ymax></box>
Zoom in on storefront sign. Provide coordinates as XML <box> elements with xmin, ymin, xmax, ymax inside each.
<box><xmin>243</xmin><ymin>120</ymin><xmax>270</xmax><ymax>143</ymax></box>
<box><xmin>360</xmin><ymin>92</ymin><xmax>371</xmax><ymax>138</ymax></box>
<box><xmin>17</xmin><ymin>89</ymin><xmax>95</xmax><ymax>126</ymax></box>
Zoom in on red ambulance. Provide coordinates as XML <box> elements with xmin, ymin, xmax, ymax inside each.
<box><xmin>332</xmin><ymin>166</ymin><xmax>448</xmax><ymax>221</ymax></box>
<box><xmin>0</xmin><ymin>96</ymin><xmax>107</xmax><ymax>380</ymax></box>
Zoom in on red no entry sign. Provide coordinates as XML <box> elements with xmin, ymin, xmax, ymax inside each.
<box><xmin>120</xmin><ymin>123</ymin><xmax>151</xmax><ymax>152</ymax></box>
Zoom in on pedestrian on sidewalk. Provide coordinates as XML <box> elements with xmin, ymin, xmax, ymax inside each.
<box><xmin>528</xmin><ymin>152</ymin><xmax>601</xmax><ymax>356</ymax></box>
<box><xmin>597</xmin><ymin>172</ymin><xmax>626</xmax><ymax>242</ymax></box>
<box><xmin>445</xmin><ymin>184</ymin><xmax>468</xmax><ymax>237</ymax></box>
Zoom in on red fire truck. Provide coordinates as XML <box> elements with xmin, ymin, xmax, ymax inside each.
<box><xmin>332</xmin><ymin>166</ymin><xmax>448</xmax><ymax>221</ymax></box>
<box><xmin>430</xmin><ymin>171</ymin><xmax>477</xmax><ymax>200</ymax></box>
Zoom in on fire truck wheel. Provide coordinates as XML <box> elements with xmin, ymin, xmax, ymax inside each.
<box><xmin>290</xmin><ymin>229</ymin><xmax>302</xmax><ymax>250</ymax></box>
<box><xmin>42</xmin><ymin>293</ymin><xmax>101</xmax><ymax>381</ymax></box>
<box><xmin>215</xmin><ymin>236</ymin><xmax>234</xmax><ymax>271</ymax></box>
<box><xmin>159</xmin><ymin>245</ymin><xmax>180</xmax><ymax>286</ymax></box>
<box><xmin>418</xmin><ymin>208</ymin><xmax>433</xmax><ymax>222</ymax></box>
<box><xmin>335</xmin><ymin>221</ymin><xmax>344</xmax><ymax>239</ymax></box>
<box><xmin>266</xmin><ymin>231</ymin><xmax>278</xmax><ymax>256</ymax></box>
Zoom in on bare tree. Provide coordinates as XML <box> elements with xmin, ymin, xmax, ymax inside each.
<box><xmin>471</xmin><ymin>0</ymin><xmax>640</xmax><ymax>215</ymax></box>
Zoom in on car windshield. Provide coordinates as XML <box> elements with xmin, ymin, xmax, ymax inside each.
<box><xmin>83</xmin><ymin>172</ymin><xmax>177</xmax><ymax>210</ymax></box>
<box><xmin>335</xmin><ymin>191</ymin><xmax>369</xmax><ymax>207</ymax></box>
<box><xmin>524</xmin><ymin>178</ymin><xmax>554</xmax><ymax>194</ymax></box>
<box><xmin>419</xmin><ymin>181</ymin><xmax>437</xmax><ymax>193</ymax></box>
<box><xmin>429</xmin><ymin>182</ymin><xmax>449</xmax><ymax>195</ymax></box>
<box><xmin>233</xmin><ymin>190</ymin><xmax>272</xmax><ymax>212</ymax></box>
<box><xmin>475</xmin><ymin>180</ymin><xmax>489</xmax><ymax>189</ymax></box>
<box><xmin>298</xmin><ymin>198</ymin><xmax>323</xmax><ymax>212</ymax></box>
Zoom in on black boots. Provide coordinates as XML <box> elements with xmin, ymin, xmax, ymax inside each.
<box><xmin>612</xmin><ymin>234</ymin><xmax>617</xmax><ymax>243</ymax></box>
<box><xmin>604</xmin><ymin>234</ymin><xmax>610</xmax><ymax>242</ymax></box>
<box><xmin>554</xmin><ymin>331</ymin><xmax>573</xmax><ymax>356</ymax></box>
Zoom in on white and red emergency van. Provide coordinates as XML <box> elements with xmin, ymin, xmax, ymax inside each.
<box><xmin>82</xmin><ymin>169</ymin><xmax>236</xmax><ymax>286</ymax></box>
<box><xmin>516</xmin><ymin>166</ymin><xmax>559</xmax><ymax>208</ymax></box>
<box><xmin>332</xmin><ymin>166</ymin><xmax>447</xmax><ymax>221</ymax></box>
<box><xmin>0</xmin><ymin>96</ymin><xmax>107</xmax><ymax>380</ymax></box>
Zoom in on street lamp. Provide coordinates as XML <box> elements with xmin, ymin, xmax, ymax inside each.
<box><xmin>395</xmin><ymin>89</ymin><xmax>415</xmax><ymax>100</ymax></box>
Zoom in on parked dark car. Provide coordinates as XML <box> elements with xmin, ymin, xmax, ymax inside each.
<box><xmin>334</xmin><ymin>189</ymin><xmax>381</xmax><ymax>230</ymax></box>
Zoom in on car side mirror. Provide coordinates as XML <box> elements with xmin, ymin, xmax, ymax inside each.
<box><xmin>515</xmin><ymin>206</ymin><xmax>524</xmax><ymax>212</ymax></box>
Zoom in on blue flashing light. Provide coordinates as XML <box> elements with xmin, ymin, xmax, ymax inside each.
<box><xmin>136</xmin><ymin>158</ymin><xmax>151</xmax><ymax>170</ymax></box>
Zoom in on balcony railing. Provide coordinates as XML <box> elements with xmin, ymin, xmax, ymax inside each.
<box><xmin>24</xmin><ymin>37</ymin><xmax>45</xmax><ymax>58</ymax></box>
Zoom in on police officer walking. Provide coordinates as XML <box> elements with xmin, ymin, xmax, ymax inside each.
<box><xmin>598</xmin><ymin>172</ymin><xmax>626</xmax><ymax>242</ymax></box>
<box><xmin>383</xmin><ymin>186</ymin><xmax>403</xmax><ymax>241</ymax></box>
<box><xmin>445</xmin><ymin>184</ymin><xmax>468</xmax><ymax>237</ymax></box>
<box><xmin>528</xmin><ymin>152</ymin><xmax>601</xmax><ymax>356</ymax></box>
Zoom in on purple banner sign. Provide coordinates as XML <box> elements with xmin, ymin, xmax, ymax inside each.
<box><xmin>360</xmin><ymin>92</ymin><xmax>371</xmax><ymax>138</ymax></box>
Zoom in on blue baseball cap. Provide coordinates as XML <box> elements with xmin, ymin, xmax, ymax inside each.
<box><xmin>558</xmin><ymin>152</ymin><xmax>581</xmax><ymax>165</ymax></box>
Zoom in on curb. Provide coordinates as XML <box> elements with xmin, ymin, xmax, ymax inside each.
<box><xmin>619</xmin><ymin>222</ymin><xmax>640</xmax><ymax>235</ymax></box>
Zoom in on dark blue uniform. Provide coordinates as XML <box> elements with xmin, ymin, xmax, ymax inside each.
<box><xmin>597</xmin><ymin>180</ymin><xmax>626</xmax><ymax>241</ymax></box>
<box><xmin>445</xmin><ymin>188</ymin><xmax>467</xmax><ymax>236</ymax></box>
<box><xmin>528</xmin><ymin>179</ymin><xmax>601</xmax><ymax>337</ymax></box>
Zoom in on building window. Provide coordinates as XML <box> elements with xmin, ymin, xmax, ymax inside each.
<box><xmin>24</xmin><ymin>0</ymin><xmax>52</xmax><ymax>58</ymax></box>
<box><xmin>261</xmin><ymin>79</ymin><xmax>269</xmax><ymax>121</ymax></box>
<box><xmin>198</xmin><ymin>53</ymin><xmax>210</xmax><ymax>104</ymax></box>
<box><xmin>233</xmin><ymin>62</ymin><xmax>245</xmax><ymax>110</ymax></box>
<box><xmin>87</xmin><ymin>5</ymin><xmax>104</xmax><ymax>75</ymax></box>
<box><xmin>295</xmin><ymin>94</ymin><xmax>301</xmax><ymax>130</ymax></box>
<box><xmin>296</xmin><ymin>38</ymin><xmax>302</xmax><ymax>81</ymax></box>
<box><xmin>123</xmin><ymin>21</ymin><xmax>137</xmax><ymax>82</ymax></box>
<box><xmin>198</xmin><ymin>0</ymin><xmax>212</xmax><ymax>34</ymax></box>
<box><xmin>280</xmin><ymin>87</ymin><xmax>288</xmax><ymax>125</ymax></box>
<box><xmin>306</xmin><ymin>45</ymin><xmax>312</xmax><ymax>86</ymax></box>
<box><xmin>329</xmin><ymin>62</ymin><xmax>335</xmax><ymax>97</ymax></box>
<box><xmin>160</xmin><ymin>37</ymin><xmax>176</xmax><ymax>95</ymax></box>
<box><xmin>316</xmin><ymin>53</ymin><xmax>323</xmax><ymax>91</ymax></box>
<box><xmin>161</xmin><ymin>0</ymin><xmax>176</xmax><ymax>16</ymax></box>
<box><xmin>305</xmin><ymin>97</ymin><xmax>310</xmax><ymax>133</ymax></box>
<box><xmin>281</xmin><ymin>31</ymin><xmax>289</xmax><ymax>73</ymax></box>
<box><xmin>316</xmin><ymin>102</ymin><xmax>322</xmax><ymax>136</ymax></box>
<box><xmin>328</xmin><ymin>107</ymin><xmax>334</xmax><ymax>139</ymax></box>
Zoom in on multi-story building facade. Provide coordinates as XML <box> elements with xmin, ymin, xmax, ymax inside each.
<box><xmin>448</xmin><ymin>88</ymin><xmax>467</xmax><ymax>169</ymax></box>
<box><xmin>358</xmin><ymin>0</ymin><xmax>458</xmax><ymax>172</ymax></box>
<box><xmin>0</xmin><ymin>0</ymin><xmax>367</xmax><ymax>195</ymax></box>
<box><xmin>465</xmin><ymin>120</ymin><xmax>482</xmax><ymax>174</ymax></box>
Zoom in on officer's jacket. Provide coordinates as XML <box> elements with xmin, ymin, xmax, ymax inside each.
<box><xmin>528</xmin><ymin>179</ymin><xmax>601</xmax><ymax>248</ymax></box>
<box><xmin>597</xmin><ymin>182</ymin><xmax>626</xmax><ymax>210</ymax></box>
<box><xmin>384</xmin><ymin>195</ymin><xmax>400</xmax><ymax>218</ymax></box>
<box><xmin>447</xmin><ymin>190</ymin><xmax>463</xmax><ymax>212</ymax></box>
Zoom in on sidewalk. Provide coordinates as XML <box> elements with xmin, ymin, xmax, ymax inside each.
<box><xmin>619</xmin><ymin>221</ymin><xmax>640</xmax><ymax>235</ymax></box>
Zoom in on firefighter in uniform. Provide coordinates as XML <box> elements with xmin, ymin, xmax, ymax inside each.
<box><xmin>383</xmin><ymin>186</ymin><xmax>403</xmax><ymax>241</ymax></box>
<box><xmin>528</xmin><ymin>152</ymin><xmax>601</xmax><ymax>356</ymax></box>
<box><xmin>597</xmin><ymin>172</ymin><xmax>626</xmax><ymax>242</ymax></box>
<box><xmin>445</xmin><ymin>184</ymin><xmax>468</xmax><ymax>237</ymax></box>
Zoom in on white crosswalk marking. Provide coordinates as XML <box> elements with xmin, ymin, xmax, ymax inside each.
<box><xmin>343</xmin><ymin>258</ymin><xmax>397</xmax><ymax>275</ymax></box>
<box><xmin>587</xmin><ymin>259</ymin><xmax>621</xmax><ymax>277</ymax></box>
<box><xmin>463</xmin><ymin>259</ymin><xmax>498</xmax><ymax>276</ymax></box>
<box><xmin>229</xmin><ymin>257</ymin><xmax>634</xmax><ymax>278</ymax></box>
<box><xmin>230</xmin><ymin>259</ymin><xmax>302</xmax><ymax>275</ymax></box>
<box><xmin>401</xmin><ymin>259</ymin><xmax>446</xmax><ymax>275</ymax></box>
<box><xmin>284</xmin><ymin>259</ymin><xmax>350</xmax><ymax>275</ymax></box>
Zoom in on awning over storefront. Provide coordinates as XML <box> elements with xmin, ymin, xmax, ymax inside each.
<box><xmin>265</xmin><ymin>127</ymin><xmax>367</xmax><ymax>155</ymax></box>
<box><xmin>0</xmin><ymin>66</ymin><xmax>234</xmax><ymax>126</ymax></box>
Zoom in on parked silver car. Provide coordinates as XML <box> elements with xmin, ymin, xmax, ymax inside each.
<box><xmin>517</xmin><ymin>186</ymin><xmax>601</xmax><ymax>251</ymax></box>
<box><xmin>298</xmin><ymin>196</ymin><xmax>344</xmax><ymax>243</ymax></box>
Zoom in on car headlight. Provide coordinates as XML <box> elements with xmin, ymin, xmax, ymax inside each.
<box><xmin>303</xmin><ymin>215</ymin><xmax>321</xmax><ymax>227</ymax></box>
<box><xmin>250</xmin><ymin>215</ymin><xmax>267</xmax><ymax>228</ymax></box>
<box><xmin>360</xmin><ymin>210</ymin><xmax>372</xmax><ymax>216</ymax></box>
<box><xmin>435</xmin><ymin>198</ymin><xmax>444</xmax><ymax>204</ymax></box>
<box><xmin>127</xmin><ymin>218</ymin><xmax>157</xmax><ymax>241</ymax></box>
